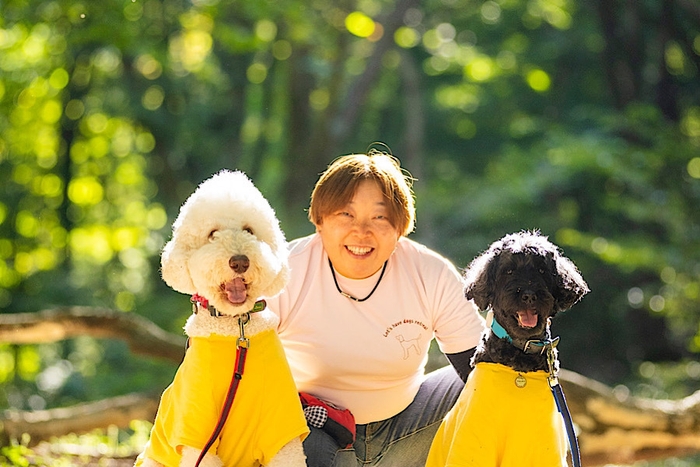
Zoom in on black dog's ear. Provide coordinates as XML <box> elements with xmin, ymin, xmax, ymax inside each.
<box><xmin>464</xmin><ymin>248</ymin><xmax>499</xmax><ymax>312</ymax></box>
<box><xmin>552</xmin><ymin>252</ymin><xmax>589</xmax><ymax>312</ymax></box>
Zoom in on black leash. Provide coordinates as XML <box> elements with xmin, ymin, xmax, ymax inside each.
<box><xmin>546</xmin><ymin>347</ymin><xmax>581</xmax><ymax>467</ymax></box>
<box><xmin>193</xmin><ymin>312</ymin><xmax>251</xmax><ymax>467</ymax></box>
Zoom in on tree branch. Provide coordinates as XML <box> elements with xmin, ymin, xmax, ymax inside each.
<box><xmin>329</xmin><ymin>0</ymin><xmax>421</xmax><ymax>148</ymax></box>
<box><xmin>0</xmin><ymin>307</ymin><xmax>186</xmax><ymax>363</ymax></box>
<box><xmin>2</xmin><ymin>308</ymin><xmax>700</xmax><ymax>464</ymax></box>
<box><xmin>0</xmin><ymin>392</ymin><xmax>159</xmax><ymax>446</ymax></box>
<box><xmin>561</xmin><ymin>369</ymin><xmax>700</xmax><ymax>465</ymax></box>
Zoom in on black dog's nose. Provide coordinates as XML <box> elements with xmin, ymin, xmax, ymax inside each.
<box><xmin>521</xmin><ymin>290</ymin><xmax>537</xmax><ymax>305</ymax></box>
<box><xmin>229</xmin><ymin>255</ymin><xmax>250</xmax><ymax>273</ymax></box>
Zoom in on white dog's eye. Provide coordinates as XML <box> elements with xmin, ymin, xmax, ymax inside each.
<box><xmin>243</xmin><ymin>226</ymin><xmax>254</xmax><ymax>235</ymax></box>
<box><xmin>208</xmin><ymin>230</ymin><xmax>218</xmax><ymax>241</ymax></box>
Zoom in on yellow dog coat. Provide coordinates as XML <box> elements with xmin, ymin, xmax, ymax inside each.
<box><xmin>135</xmin><ymin>311</ymin><xmax>309</xmax><ymax>467</ymax></box>
<box><xmin>426</xmin><ymin>362</ymin><xmax>567</xmax><ymax>467</ymax></box>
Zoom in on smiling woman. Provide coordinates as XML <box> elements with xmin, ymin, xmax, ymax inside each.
<box><xmin>315</xmin><ymin>179</ymin><xmax>400</xmax><ymax>280</ymax></box>
<box><xmin>266</xmin><ymin>148</ymin><xmax>485</xmax><ymax>467</ymax></box>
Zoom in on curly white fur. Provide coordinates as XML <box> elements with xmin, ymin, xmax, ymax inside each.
<box><xmin>180</xmin><ymin>447</ymin><xmax>223</xmax><ymax>467</ymax></box>
<box><xmin>161</xmin><ymin>170</ymin><xmax>289</xmax><ymax>315</ymax></box>
<box><xmin>134</xmin><ymin>170</ymin><xmax>307</xmax><ymax>467</ymax></box>
<box><xmin>184</xmin><ymin>308</ymin><xmax>279</xmax><ymax>338</ymax></box>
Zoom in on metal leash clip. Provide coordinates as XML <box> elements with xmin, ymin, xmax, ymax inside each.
<box><xmin>522</xmin><ymin>335</ymin><xmax>560</xmax><ymax>354</ymax></box>
<box><xmin>237</xmin><ymin>312</ymin><xmax>250</xmax><ymax>349</ymax></box>
<box><xmin>546</xmin><ymin>345</ymin><xmax>559</xmax><ymax>387</ymax></box>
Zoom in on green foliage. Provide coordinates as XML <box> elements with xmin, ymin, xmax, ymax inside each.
<box><xmin>1</xmin><ymin>442</ymin><xmax>36</xmax><ymax>467</ymax></box>
<box><xmin>0</xmin><ymin>423</ymin><xmax>150</xmax><ymax>466</ymax></box>
<box><xmin>421</xmin><ymin>105</ymin><xmax>700</xmax><ymax>382</ymax></box>
<box><xmin>0</xmin><ymin>0</ymin><xmax>699</xmax><ymax>419</ymax></box>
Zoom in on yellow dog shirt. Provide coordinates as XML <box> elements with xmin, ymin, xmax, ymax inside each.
<box><xmin>426</xmin><ymin>362</ymin><xmax>567</xmax><ymax>467</ymax></box>
<box><xmin>136</xmin><ymin>322</ymin><xmax>309</xmax><ymax>467</ymax></box>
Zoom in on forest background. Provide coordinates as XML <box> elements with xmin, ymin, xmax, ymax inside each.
<box><xmin>0</xmin><ymin>0</ymin><xmax>699</xmax><ymax>463</ymax></box>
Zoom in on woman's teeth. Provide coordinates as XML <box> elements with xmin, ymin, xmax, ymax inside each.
<box><xmin>347</xmin><ymin>246</ymin><xmax>372</xmax><ymax>255</ymax></box>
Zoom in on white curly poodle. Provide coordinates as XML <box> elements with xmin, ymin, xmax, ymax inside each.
<box><xmin>135</xmin><ymin>170</ymin><xmax>309</xmax><ymax>467</ymax></box>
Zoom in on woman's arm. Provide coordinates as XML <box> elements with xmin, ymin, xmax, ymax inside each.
<box><xmin>445</xmin><ymin>347</ymin><xmax>477</xmax><ymax>383</ymax></box>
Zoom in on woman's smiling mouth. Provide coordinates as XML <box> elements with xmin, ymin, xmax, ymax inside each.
<box><xmin>346</xmin><ymin>245</ymin><xmax>373</xmax><ymax>256</ymax></box>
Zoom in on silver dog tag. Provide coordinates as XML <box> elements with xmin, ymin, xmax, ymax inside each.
<box><xmin>515</xmin><ymin>374</ymin><xmax>527</xmax><ymax>388</ymax></box>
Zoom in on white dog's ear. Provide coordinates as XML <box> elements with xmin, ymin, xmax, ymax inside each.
<box><xmin>161</xmin><ymin>238</ymin><xmax>196</xmax><ymax>294</ymax></box>
<box><xmin>262</xmin><ymin>261</ymin><xmax>290</xmax><ymax>298</ymax></box>
<box><xmin>260</xmin><ymin>232</ymin><xmax>290</xmax><ymax>298</ymax></box>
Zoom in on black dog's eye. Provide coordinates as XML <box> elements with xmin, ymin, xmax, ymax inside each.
<box><xmin>506</xmin><ymin>269</ymin><xmax>513</xmax><ymax>275</ymax></box>
<box><xmin>539</xmin><ymin>268</ymin><xmax>545</xmax><ymax>274</ymax></box>
<box><xmin>243</xmin><ymin>226</ymin><xmax>254</xmax><ymax>235</ymax></box>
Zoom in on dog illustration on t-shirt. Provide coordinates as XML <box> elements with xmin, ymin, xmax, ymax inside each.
<box><xmin>396</xmin><ymin>334</ymin><xmax>422</xmax><ymax>359</ymax></box>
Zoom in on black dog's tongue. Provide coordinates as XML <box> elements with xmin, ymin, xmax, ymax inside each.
<box><xmin>224</xmin><ymin>277</ymin><xmax>247</xmax><ymax>305</ymax></box>
<box><xmin>516</xmin><ymin>310</ymin><xmax>538</xmax><ymax>328</ymax></box>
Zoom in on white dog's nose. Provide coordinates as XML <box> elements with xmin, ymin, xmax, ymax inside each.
<box><xmin>229</xmin><ymin>255</ymin><xmax>250</xmax><ymax>273</ymax></box>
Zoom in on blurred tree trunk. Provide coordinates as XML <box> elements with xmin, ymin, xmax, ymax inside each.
<box><xmin>594</xmin><ymin>0</ymin><xmax>694</xmax><ymax>122</ymax></box>
<box><xmin>280</xmin><ymin>0</ymin><xmax>422</xmax><ymax>236</ymax></box>
<box><xmin>2</xmin><ymin>309</ymin><xmax>700</xmax><ymax>465</ymax></box>
<box><xmin>398</xmin><ymin>49</ymin><xmax>435</xmax><ymax>245</ymax></box>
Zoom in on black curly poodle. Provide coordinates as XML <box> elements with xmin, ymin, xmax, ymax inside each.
<box><xmin>464</xmin><ymin>230</ymin><xmax>589</xmax><ymax>373</ymax></box>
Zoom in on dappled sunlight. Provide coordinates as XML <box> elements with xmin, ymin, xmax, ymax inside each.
<box><xmin>133</xmin><ymin>54</ymin><xmax>163</xmax><ymax>80</ymax></box>
<box><xmin>464</xmin><ymin>55</ymin><xmax>497</xmax><ymax>82</ymax></box>
<box><xmin>0</xmin><ymin>1</ymin><xmax>699</xmax><ymax>464</ymax></box>
<box><xmin>526</xmin><ymin>0</ymin><xmax>574</xmax><ymax>30</ymax></box>
<box><xmin>525</xmin><ymin>68</ymin><xmax>551</xmax><ymax>92</ymax></box>
<box><xmin>345</xmin><ymin>11</ymin><xmax>375</xmax><ymax>38</ymax></box>
<box><xmin>68</xmin><ymin>177</ymin><xmax>104</xmax><ymax>206</ymax></box>
<box><xmin>681</xmin><ymin>107</ymin><xmax>700</xmax><ymax>140</ymax></box>
<box><xmin>394</xmin><ymin>26</ymin><xmax>420</xmax><ymax>48</ymax></box>
<box><xmin>69</xmin><ymin>226</ymin><xmax>114</xmax><ymax>264</ymax></box>
<box><xmin>169</xmin><ymin>11</ymin><xmax>214</xmax><ymax>74</ymax></box>
<box><xmin>688</xmin><ymin>158</ymin><xmax>700</xmax><ymax>179</ymax></box>
<box><xmin>435</xmin><ymin>84</ymin><xmax>481</xmax><ymax>112</ymax></box>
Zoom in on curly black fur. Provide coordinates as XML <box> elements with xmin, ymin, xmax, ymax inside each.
<box><xmin>465</xmin><ymin>231</ymin><xmax>589</xmax><ymax>373</ymax></box>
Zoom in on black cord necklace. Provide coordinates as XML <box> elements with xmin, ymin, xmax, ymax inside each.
<box><xmin>328</xmin><ymin>258</ymin><xmax>388</xmax><ymax>302</ymax></box>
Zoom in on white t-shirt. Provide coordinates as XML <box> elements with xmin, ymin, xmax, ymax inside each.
<box><xmin>266</xmin><ymin>234</ymin><xmax>484</xmax><ymax>424</ymax></box>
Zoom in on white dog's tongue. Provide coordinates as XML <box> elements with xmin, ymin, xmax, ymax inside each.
<box><xmin>224</xmin><ymin>278</ymin><xmax>247</xmax><ymax>305</ymax></box>
<box><xmin>516</xmin><ymin>310</ymin><xmax>538</xmax><ymax>328</ymax></box>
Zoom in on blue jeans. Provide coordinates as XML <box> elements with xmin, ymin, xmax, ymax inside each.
<box><xmin>303</xmin><ymin>365</ymin><xmax>464</xmax><ymax>467</ymax></box>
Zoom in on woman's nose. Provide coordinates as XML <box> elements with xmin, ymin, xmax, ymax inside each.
<box><xmin>353</xmin><ymin>218</ymin><xmax>372</xmax><ymax>232</ymax></box>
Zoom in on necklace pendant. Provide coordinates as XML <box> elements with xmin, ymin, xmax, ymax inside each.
<box><xmin>340</xmin><ymin>292</ymin><xmax>355</xmax><ymax>301</ymax></box>
<box><xmin>515</xmin><ymin>374</ymin><xmax>527</xmax><ymax>388</ymax></box>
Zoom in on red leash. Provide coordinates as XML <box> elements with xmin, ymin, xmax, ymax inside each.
<box><xmin>194</xmin><ymin>312</ymin><xmax>251</xmax><ymax>467</ymax></box>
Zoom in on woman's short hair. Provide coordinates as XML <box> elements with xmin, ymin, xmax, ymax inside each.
<box><xmin>308</xmin><ymin>150</ymin><xmax>416</xmax><ymax>236</ymax></box>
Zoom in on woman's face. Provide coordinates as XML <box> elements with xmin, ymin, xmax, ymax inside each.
<box><xmin>316</xmin><ymin>180</ymin><xmax>401</xmax><ymax>279</ymax></box>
